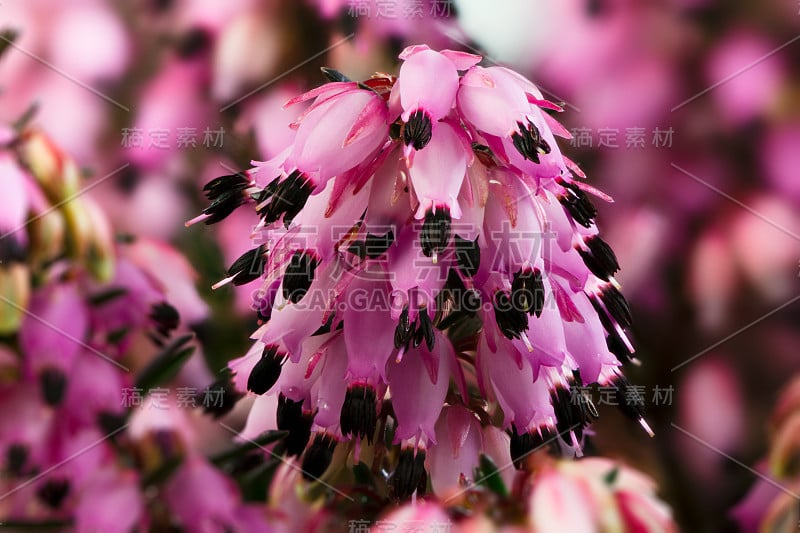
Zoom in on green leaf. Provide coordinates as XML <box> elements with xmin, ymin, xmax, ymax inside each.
<box><xmin>238</xmin><ymin>459</ymin><xmax>280</xmax><ymax>502</ymax></box>
<box><xmin>604</xmin><ymin>466</ymin><xmax>620</xmax><ymax>486</ymax></box>
<box><xmin>134</xmin><ymin>333</ymin><xmax>195</xmax><ymax>392</ymax></box>
<box><xmin>477</xmin><ymin>454</ymin><xmax>508</xmax><ymax>497</ymax></box>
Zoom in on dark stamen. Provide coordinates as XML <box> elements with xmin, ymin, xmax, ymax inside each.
<box><xmin>511</xmin><ymin>268</ymin><xmax>545</xmax><ymax>317</ymax></box>
<box><xmin>0</xmin><ymin>235</ymin><xmax>27</xmax><ymax>263</ymax></box>
<box><xmin>390</xmin><ymin>449</ymin><xmax>427</xmax><ymax>500</ymax></box>
<box><xmin>607</xmin><ymin>330</ymin><xmax>634</xmax><ymax>365</ymax></box>
<box><xmin>200</xmin><ymin>173</ymin><xmax>253</xmax><ymax>224</ymax></box>
<box><xmin>394</xmin><ymin>307</ymin><xmax>414</xmax><ymax>349</ymax></box>
<box><xmin>493</xmin><ymin>291</ymin><xmax>529</xmax><ymax>340</ymax></box>
<box><xmin>403</xmin><ymin>110</ymin><xmax>433</xmax><ymax>150</ymax></box>
<box><xmin>149</xmin><ymin>302</ymin><xmax>180</xmax><ymax>338</ymax></box>
<box><xmin>282</xmin><ymin>251</ymin><xmax>319</xmax><ymax>304</ymax></box>
<box><xmin>40</xmin><ymin>368</ymin><xmax>66</xmax><ymax>407</ymax></box>
<box><xmin>301</xmin><ymin>434</ymin><xmax>337</xmax><ymax>481</ymax></box>
<box><xmin>247</xmin><ymin>345</ymin><xmax>285</xmax><ymax>395</ymax></box>
<box><xmin>348</xmin><ymin>230</ymin><xmax>395</xmax><ymax>260</ymax></box>
<box><xmin>320</xmin><ymin>67</ymin><xmax>351</xmax><ymax>83</ymax></box>
<box><xmin>7</xmin><ymin>444</ymin><xmax>28</xmax><ymax>476</ymax></box>
<box><xmin>511</xmin><ymin>120</ymin><xmax>551</xmax><ymax>163</ymax></box>
<box><xmin>578</xmin><ymin>235</ymin><xmax>620</xmax><ymax>281</ymax></box>
<box><xmin>418</xmin><ymin>308</ymin><xmax>435</xmax><ymax>351</ymax></box>
<box><xmin>558</xmin><ymin>180</ymin><xmax>597</xmax><ymax>228</ymax></box>
<box><xmin>611</xmin><ymin>375</ymin><xmax>647</xmax><ymax>424</ymax></box>
<box><xmin>37</xmin><ymin>478</ymin><xmax>70</xmax><ymax>509</ymax></box>
<box><xmin>340</xmin><ymin>384</ymin><xmax>377</xmax><ymax>443</ymax></box>
<box><xmin>258</xmin><ymin>171</ymin><xmax>314</xmax><ymax>228</ymax></box>
<box><xmin>420</xmin><ymin>208</ymin><xmax>451</xmax><ymax>258</ymax></box>
<box><xmin>454</xmin><ymin>236</ymin><xmax>480</xmax><ymax>277</ymax></box>
<box><xmin>550</xmin><ymin>384</ymin><xmax>597</xmax><ymax>440</ymax></box>
<box><xmin>176</xmin><ymin>27</ymin><xmax>211</xmax><ymax>59</ymax></box>
<box><xmin>364</xmin><ymin>230</ymin><xmax>395</xmax><ymax>258</ymax></box>
<box><xmin>227</xmin><ymin>244</ymin><xmax>267</xmax><ymax>285</ymax></box>
<box><xmin>509</xmin><ymin>426</ymin><xmax>556</xmax><ymax>469</ymax></box>
<box><xmin>277</xmin><ymin>395</ymin><xmax>313</xmax><ymax>457</ymax></box>
<box><xmin>600</xmin><ymin>286</ymin><xmax>632</xmax><ymax>330</ymax></box>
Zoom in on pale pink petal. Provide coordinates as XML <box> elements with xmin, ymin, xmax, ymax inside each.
<box><xmin>399</xmin><ymin>49</ymin><xmax>459</xmax><ymax>122</ymax></box>
<box><xmin>389</xmin><ymin>331</ymin><xmax>452</xmax><ymax>443</ymax></box>
<box><xmin>407</xmin><ymin>121</ymin><xmax>469</xmax><ymax>219</ymax></box>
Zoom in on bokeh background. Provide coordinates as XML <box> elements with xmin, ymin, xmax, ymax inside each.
<box><xmin>1</xmin><ymin>0</ymin><xmax>799</xmax><ymax>530</ymax></box>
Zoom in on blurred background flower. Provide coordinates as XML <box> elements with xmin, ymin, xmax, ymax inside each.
<box><xmin>0</xmin><ymin>0</ymin><xmax>797</xmax><ymax>530</ymax></box>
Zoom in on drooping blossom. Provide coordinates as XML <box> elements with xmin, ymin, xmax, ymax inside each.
<box><xmin>190</xmin><ymin>45</ymin><xmax>651</xmax><ymax>500</ymax></box>
<box><xmin>0</xmin><ymin>125</ymin><xmax>264</xmax><ymax>531</ymax></box>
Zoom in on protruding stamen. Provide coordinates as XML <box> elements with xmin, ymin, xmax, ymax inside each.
<box><xmin>226</xmin><ymin>244</ymin><xmax>267</xmax><ymax>286</ymax></box>
<box><xmin>509</xmin><ymin>425</ymin><xmax>557</xmax><ymax>469</ymax></box>
<box><xmin>348</xmin><ymin>230</ymin><xmax>395</xmax><ymax>260</ymax></box>
<box><xmin>247</xmin><ymin>345</ymin><xmax>286</xmax><ymax>395</ymax></box>
<box><xmin>578</xmin><ymin>235</ymin><xmax>620</xmax><ymax>281</ymax></box>
<box><xmin>390</xmin><ymin>448</ymin><xmax>427</xmax><ymax>500</ymax></box>
<box><xmin>511</xmin><ymin>268</ymin><xmax>545</xmax><ymax>317</ymax></box>
<box><xmin>607</xmin><ymin>330</ymin><xmax>635</xmax><ymax>365</ymax></box>
<box><xmin>639</xmin><ymin>418</ymin><xmax>655</xmax><ymax>437</ymax></box>
<box><xmin>454</xmin><ymin>236</ymin><xmax>480</xmax><ymax>278</ymax></box>
<box><xmin>301</xmin><ymin>433</ymin><xmax>337</xmax><ymax>481</ymax></box>
<box><xmin>320</xmin><ymin>67</ymin><xmax>352</xmax><ymax>83</ymax></box>
<box><xmin>276</xmin><ymin>394</ymin><xmax>314</xmax><ymax>457</ymax></box>
<box><xmin>403</xmin><ymin>109</ymin><xmax>433</xmax><ymax>151</ymax></box>
<box><xmin>550</xmin><ymin>382</ymin><xmax>598</xmax><ymax>440</ymax></box>
<box><xmin>258</xmin><ymin>171</ymin><xmax>314</xmax><ymax>228</ymax></box>
<box><xmin>195</xmin><ymin>172</ymin><xmax>255</xmax><ymax>225</ymax></box>
<box><xmin>600</xmin><ymin>285</ymin><xmax>633</xmax><ymax>330</ymax></box>
<box><xmin>282</xmin><ymin>251</ymin><xmax>319</xmax><ymax>304</ymax></box>
<box><xmin>394</xmin><ymin>306</ymin><xmax>415</xmax><ymax>349</ymax></box>
<box><xmin>420</xmin><ymin>208</ymin><xmax>451</xmax><ymax>259</ymax></box>
<box><xmin>340</xmin><ymin>384</ymin><xmax>377</xmax><ymax>444</ymax></box>
<box><xmin>40</xmin><ymin>368</ymin><xmax>66</xmax><ymax>407</ymax></box>
<box><xmin>493</xmin><ymin>290</ymin><xmax>529</xmax><ymax>340</ymax></box>
<box><xmin>558</xmin><ymin>180</ymin><xmax>598</xmax><ymax>228</ymax></box>
<box><xmin>418</xmin><ymin>308</ymin><xmax>435</xmax><ymax>351</ymax></box>
<box><xmin>511</xmin><ymin>119</ymin><xmax>551</xmax><ymax>163</ymax></box>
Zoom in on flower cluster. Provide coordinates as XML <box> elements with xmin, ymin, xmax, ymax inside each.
<box><xmin>192</xmin><ymin>45</ymin><xmax>651</xmax><ymax>499</ymax></box>
<box><xmin>0</xmin><ymin>128</ymin><xmax>269</xmax><ymax>531</ymax></box>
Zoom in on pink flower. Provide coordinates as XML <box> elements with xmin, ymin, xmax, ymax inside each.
<box><xmin>705</xmin><ymin>30</ymin><xmax>786</xmax><ymax>125</ymax></box>
<box><xmin>192</xmin><ymin>45</ymin><xmax>649</xmax><ymax>499</ymax></box>
<box><xmin>74</xmin><ymin>468</ymin><xmax>143</xmax><ymax>533</ymax></box>
<box><xmin>528</xmin><ymin>458</ymin><xmax>677</xmax><ymax>532</ymax></box>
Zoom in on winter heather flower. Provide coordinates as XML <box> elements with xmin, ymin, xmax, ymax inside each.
<box><xmin>0</xmin><ymin>126</ymin><xmax>271</xmax><ymax>531</ymax></box>
<box><xmin>191</xmin><ymin>45</ymin><xmax>651</xmax><ymax>499</ymax></box>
